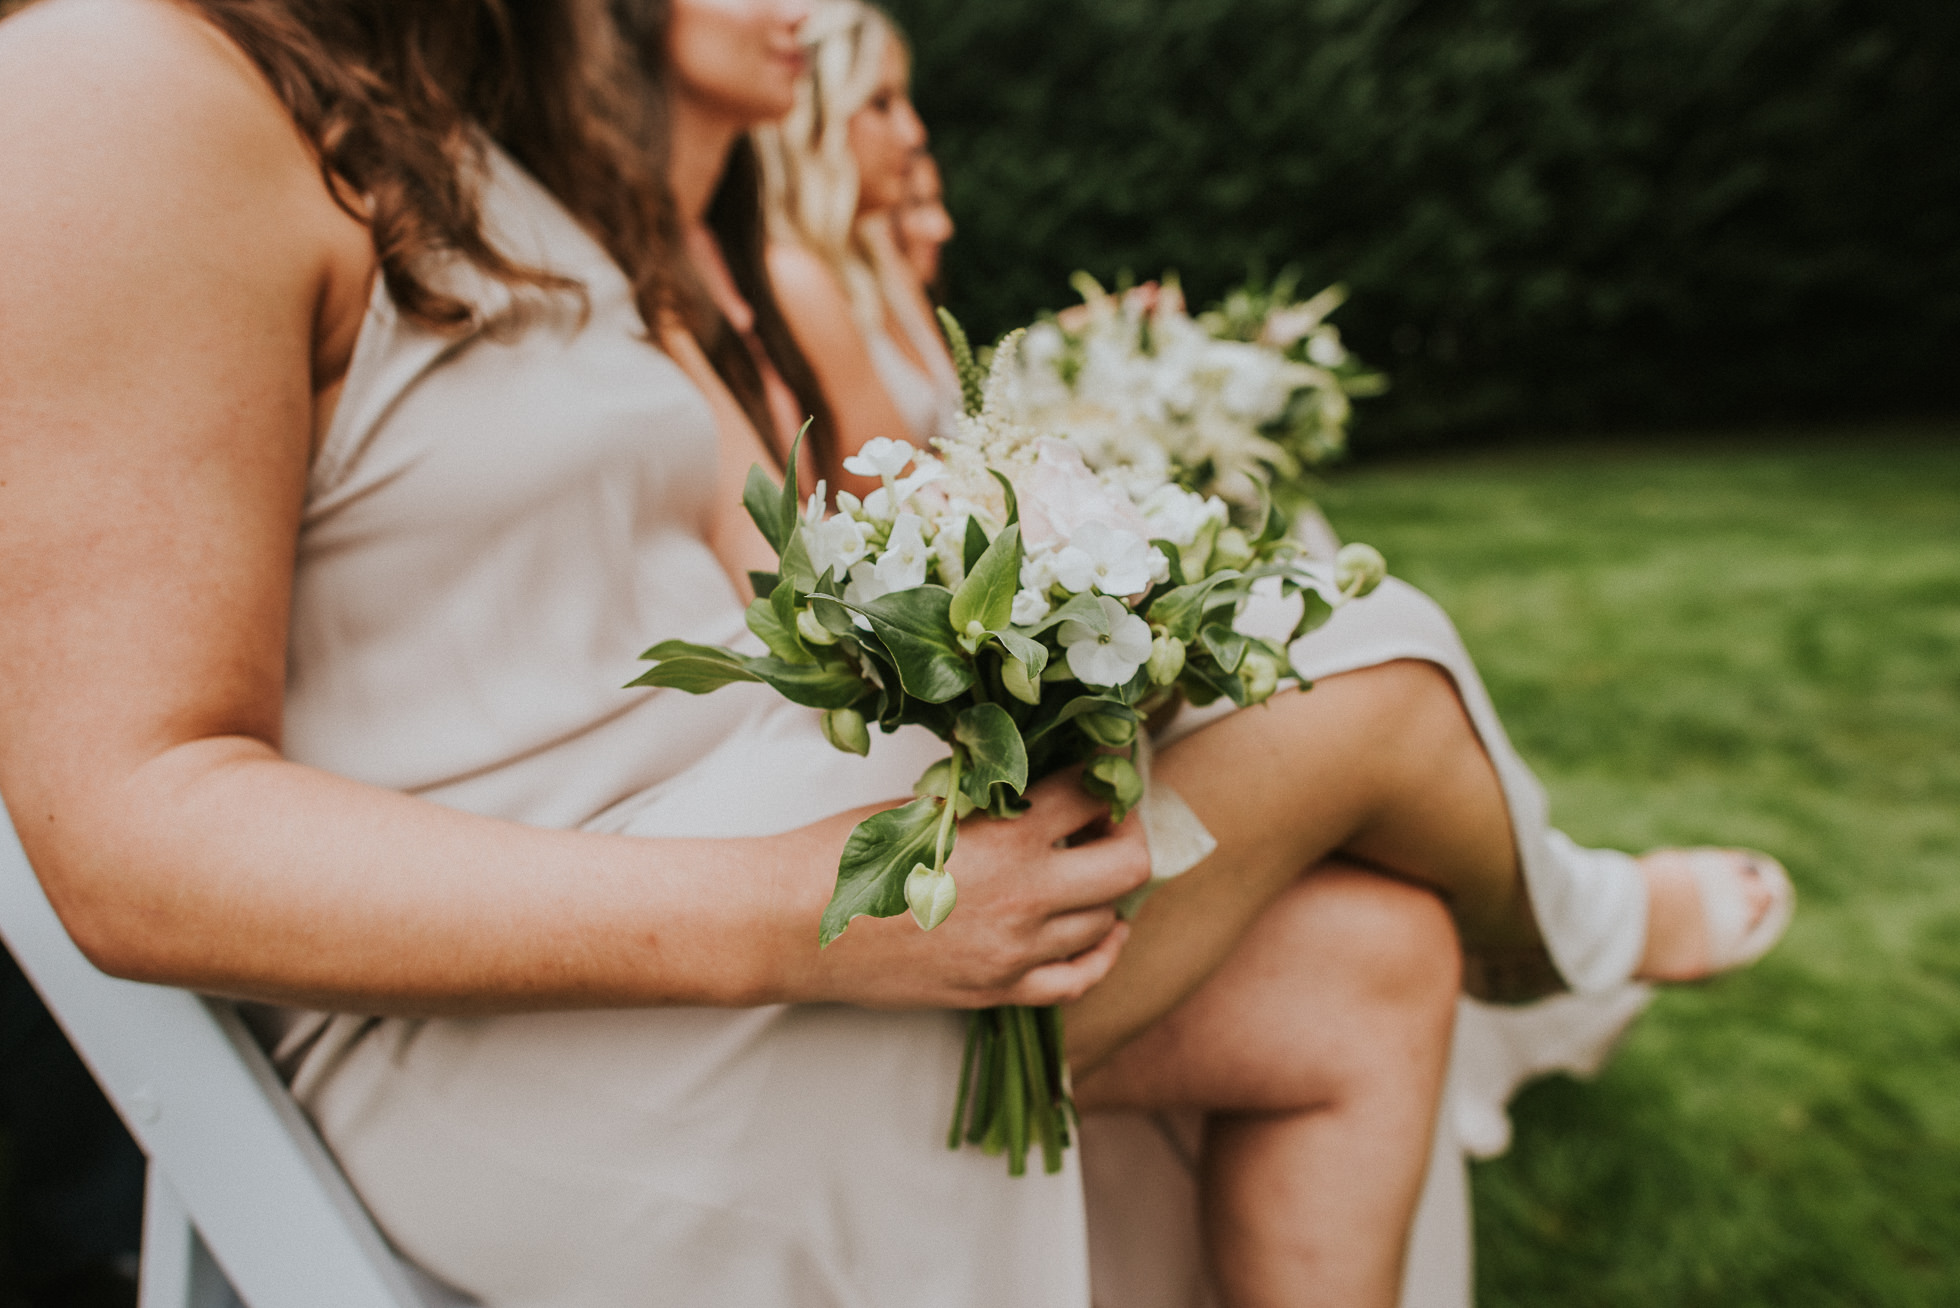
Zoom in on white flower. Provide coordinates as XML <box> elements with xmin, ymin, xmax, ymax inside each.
<box><xmin>1016</xmin><ymin>438</ymin><xmax>1153</xmax><ymax>550</ymax></box>
<box><xmin>844</xmin><ymin>560</ymin><xmax>888</xmax><ymax>608</ymax></box>
<box><xmin>872</xmin><ymin>513</ymin><xmax>931</xmax><ymax>593</ymax></box>
<box><xmin>804</xmin><ymin>514</ymin><xmax>870</xmax><ymax>583</ymax></box>
<box><xmin>1046</xmin><ymin>546</ymin><xmax>1095</xmax><ymax>594</ymax></box>
<box><xmin>1069</xmin><ymin>521</ymin><xmax>1155</xmax><ymax>597</ymax></box>
<box><xmin>802</xmin><ymin>481</ymin><xmax>829</xmax><ymax>526</ymax></box>
<box><xmin>1307</xmin><ymin>331</ymin><xmax>1349</xmax><ymax>368</ymax></box>
<box><xmin>1020</xmin><ymin>548</ymin><xmax>1061</xmax><ymax>595</ymax></box>
<box><xmin>1011</xmin><ymin>588</ymin><xmax>1051</xmax><ymax>626</ymax></box>
<box><xmin>895</xmin><ymin>458</ymin><xmax>944</xmax><ymax>500</ymax></box>
<box><xmin>931</xmin><ymin>513</ymin><xmax>969</xmax><ymax>591</ymax></box>
<box><xmin>1058</xmin><ymin>595</ymin><xmax>1154</xmax><ymax>687</ymax></box>
<box><xmin>1148</xmin><ymin>546</ymin><xmax>1172</xmax><ymax>585</ymax></box>
<box><xmin>842</xmin><ymin>437</ymin><xmax>919</xmax><ymax>480</ymax></box>
<box><xmin>1139</xmin><ymin>484</ymin><xmax>1229</xmax><ymax>547</ymax></box>
<box><xmin>861</xmin><ymin>486</ymin><xmax>899</xmax><ymax>521</ymax></box>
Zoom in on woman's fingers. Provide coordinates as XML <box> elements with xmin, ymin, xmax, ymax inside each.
<box><xmin>1032</xmin><ymin>904</ymin><xmax>1121</xmax><ymax>966</ymax></box>
<box><xmin>1037</xmin><ymin>812</ymin><xmax>1152</xmax><ymax>913</ymax></box>
<box><xmin>1012</xmin><ymin>767</ymin><xmax>1116</xmax><ymax>842</ymax></box>
<box><xmin>1004</xmin><ymin>922</ymin><xmax>1130</xmax><ymax>1007</ymax></box>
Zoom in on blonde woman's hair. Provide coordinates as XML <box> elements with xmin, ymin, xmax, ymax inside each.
<box><xmin>755</xmin><ymin>0</ymin><xmax>913</xmax><ymax>340</ymax></box>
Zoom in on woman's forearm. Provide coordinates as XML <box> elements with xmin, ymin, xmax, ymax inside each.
<box><xmin>23</xmin><ymin>734</ymin><xmax>833</xmax><ymax>1014</ymax></box>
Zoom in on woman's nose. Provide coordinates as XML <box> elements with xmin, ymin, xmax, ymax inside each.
<box><xmin>898</xmin><ymin>101</ymin><xmax>927</xmax><ymax>150</ymax></box>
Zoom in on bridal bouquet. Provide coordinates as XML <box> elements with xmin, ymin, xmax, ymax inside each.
<box><xmin>1005</xmin><ymin>272</ymin><xmax>1385</xmax><ymax>518</ymax></box>
<box><xmin>633</xmin><ymin>327</ymin><xmax>1384</xmax><ymax>1176</ymax></box>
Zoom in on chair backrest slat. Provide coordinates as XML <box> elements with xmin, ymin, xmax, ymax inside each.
<box><xmin>0</xmin><ymin>800</ymin><xmax>428</xmax><ymax>1308</ymax></box>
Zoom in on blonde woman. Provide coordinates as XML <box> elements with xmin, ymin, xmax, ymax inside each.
<box><xmin>755</xmin><ymin>0</ymin><xmax>962</xmax><ymax>490</ymax></box>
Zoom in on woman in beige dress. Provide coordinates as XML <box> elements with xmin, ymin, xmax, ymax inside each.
<box><xmin>0</xmin><ymin>2</ymin><xmax>1467</xmax><ymax>1305</ymax></box>
<box><xmin>0</xmin><ymin>3</ymin><xmax>1777</xmax><ymax>1307</ymax></box>
<box><xmin>746</xmin><ymin>4</ymin><xmax>1796</xmax><ymax>1302</ymax></box>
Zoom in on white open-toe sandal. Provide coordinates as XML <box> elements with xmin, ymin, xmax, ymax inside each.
<box><xmin>1681</xmin><ymin>847</ymin><xmax>1796</xmax><ymax>971</ymax></box>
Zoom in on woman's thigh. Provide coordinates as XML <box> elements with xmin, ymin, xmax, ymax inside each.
<box><xmin>1074</xmin><ymin>865</ymin><xmax>1459</xmax><ymax>1113</ymax></box>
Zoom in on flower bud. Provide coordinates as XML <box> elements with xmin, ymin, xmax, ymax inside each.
<box><xmin>1001</xmin><ymin>655</ymin><xmax>1042</xmax><ymax>705</ymax></box>
<box><xmin>821</xmin><ymin>707</ymin><xmax>870</xmax><ymax>756</ymax></box>
<box><xmin>914</xmin><ymin>760</ymin><xmax>977</xmax><ymax>817</ymax></box>
<box><xmin>1335</xmin><ymin>542</ymin><xmax>1387</xmax><ymax>600</ymax></box>
<box><xmin>1078</xmin><ymin>710</ymin><xmax>1136</xmax><ymax>748</ymax></box>
<box><xmin>1085</xmin><ymin>754</ymin><xmax>1145</xmax><ymax>818</ymax></box>
<box><xmin>1238</xmin><ymin>650</ymin><xmax>1281</xmax><ymax>704</ymax></box>
<box><xmin>796</xmin><ymin>608</ymin><xmax>838</xmax><ymax>646</ymax></box>
<box><xmin>904</xmin><ymin>863</ymin><xmax>958</xmax><ymax>931</ymax></box>
<box><xmin>1211</xmin><ymin>526</ymin><xmax>1255</xmax><ymax>571</ymax></box>
<box><xmin>1147</xmin><ymin>633</ymin><xmax>1187</xmax><ymax>685</ymax></box>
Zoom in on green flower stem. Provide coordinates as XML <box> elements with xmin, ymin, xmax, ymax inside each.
<box><xmin>1001</xmin><ymin>1015</ymin><xmax>1029</xmax><ymax>1176</ymax></box>
<box><xmin>932</xmin><ymin>747</ymin><xmax>964</xmax><ymax>872</ymax></box>
<box><xmin>949</xmin><ymin>1013</ymin><xmax>980</xmax><ymax>1150</ymax></box>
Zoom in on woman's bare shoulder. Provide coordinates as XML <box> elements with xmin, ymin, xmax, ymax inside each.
<box><xmin>767</xmin><ymin>241</ymin><xmax>855</xmax><ymax>313</ymax></box>
<box><xmin>0</xmin><ymin>0</ymin><xmax>324</xmax><ymax>205</ymax></box>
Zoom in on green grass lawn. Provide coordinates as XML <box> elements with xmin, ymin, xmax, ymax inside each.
<box><xmin>1324</xmin><ymin>428</ymin><xmax>1960</xmax><ymax>1306</ymax></box>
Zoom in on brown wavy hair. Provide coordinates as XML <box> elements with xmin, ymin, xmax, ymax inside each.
<box><xmin>610</xmin><ymin>0</ymin><xmax>835</xmax><ymax>474</ymax></box>
<box><xmin>181</xmin><ymin>0</ymin><xmax>681</xmax><ymax>333</ymax></box>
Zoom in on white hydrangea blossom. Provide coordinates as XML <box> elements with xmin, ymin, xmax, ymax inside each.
<box><xmin>997</xmin><ymin>276</ymin><xmax>1364</xmax><ymax>509</ymax></box>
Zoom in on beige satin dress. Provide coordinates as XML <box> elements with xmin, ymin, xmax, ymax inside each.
<box><xmin>274</xmin><ymin>146</ymin><xmax>1090</xmax><ymax>1307</ymax></box>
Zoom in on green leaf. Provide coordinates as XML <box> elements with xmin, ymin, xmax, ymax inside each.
<box><xmin>950</xmin><ymin>523</ymin><xmax>1022</xmax><ymax>636</ymax></box>
<box><xmin>1180</xmin><ymin>659</ymin><xmax>1248</xmax><ymax>709</ymax></box>
<box><xmin>852</xmin><ymin>587</ymin><xmax>975</xmax><ymax>703</ymax></box>
<box><xmin>990</xmin><ymin>627</ymin><xmax>1049</xmax><ymax>675</ymax></box>
<box><xmin>954</xmin><ymin>703</ymin><xmax>1030</xmax><ymax>800</ymax></box>
<box><xmin>1147</xmin><ymin>571</ymin><xmax>1242</xmax><ymax>642</ymax></box>
<box><xmin>1291</xmin><ymin>587</ymin><xmax>1335</xmax><ymax>640</ymax></box>
<box><xmin>778</xmin><ymin>421</ymin><xmax>810</xmax><ymax>534</ymax></box>
<box><xmin>779</xmin><ymin>524</ymin><xmax>819</xmax><ymax>592</ymax></box>
<box><xmin>743</xmin><ymin>463</ymin><xmax>791</xmax><ymax>556</ymax></box>
<box><xmin>821</xmin><ymin>796</ymin><xmax>949</xmax><ymax>946</ymax></box>
<box><xmin>746</xmin><ymin>657</ymin><xmax>866</xmax><ymax>709</ymax></box>
<box><xmin>810</xmin><ymin>593</ymin><xmax>859</xmax><ymax>639</ymax></box>
<box><xmin>627</xmin><ymin>641</ymin><xmax>763</xmax><ymax>693</ymax></box>
<box><xmin>1029</xmin><ymin>590</ymin><xmax>1112</xmax><ymax>637</ymax></box>
<box><xmin>1199</xmin><ymin>622</ymin><xmax>1248</xmax><ymax>673</ymax></box>
<box><xmin>990</xmin><ymin>469</ymin><xmax>1020</xmax><ymax>526</ymax></box>
<box><xmin>747</xmin><ymin>595</ymin><xmax>809</xmax><ymax>664</ymax></box>
<box><xmin>749</xmin><ymin>570</ymin><xmax>781</xmax><ymax>600</ymax></box>
<box><xmin>1025</xmin><ymin>694</ymin><xmax>1135</xmax><ymax>745</ymax></box>
<box><xmin>771</xmin><ymin>574</ymin><xmax>809</xmax><ymax>655</ymax></box>
<box><xmin>1083</xmin><ymin>754</ymin><xmax>1144</xmax><ymax>825</ymax></box>
<box><xmin>963</xmin><ymin>516</ymin><xmax>992</xmax><ymax>574</ymax></box>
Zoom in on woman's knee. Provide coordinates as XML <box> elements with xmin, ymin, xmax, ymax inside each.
<box><xmin>1286</xmin><ymin>865</ymin><xmax>1460</xmax><ymax>1027</ymax></box>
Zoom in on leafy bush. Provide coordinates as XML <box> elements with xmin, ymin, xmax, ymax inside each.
<box><xmin>887</xmin><ymin>0</ymin><xmax>1960</xmax><ymax>447</ymax></box>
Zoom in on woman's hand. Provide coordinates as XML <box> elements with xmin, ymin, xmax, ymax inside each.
<box><xmin>782</xmin><ymin>770</ymin><xmax>1151</xmax><ymax>1010</ymax></box>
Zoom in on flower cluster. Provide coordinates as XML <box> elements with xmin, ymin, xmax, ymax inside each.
<box><xmin>633</xmin><ymin>332</ymin><xmax>1385</xmax><ymax>1176</ymax></box>
<box><xmin>1001</xmin><ymin>273</ymin><xmax>1385</xmax><ymax>514</ymax></box>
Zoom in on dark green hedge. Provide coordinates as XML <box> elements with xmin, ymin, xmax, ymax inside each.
<box><xmin>885</xmin><ymin>0</ymin><xmax>1960</xmax><ymax>447</ymax></box>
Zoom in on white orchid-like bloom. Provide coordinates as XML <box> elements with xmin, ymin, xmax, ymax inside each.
<box><xmin>1058</xmin><ymin>595</ymin><xmax>1154</xmax><ymax>686</ymax></box>
<box><xmin>802</xmin><ymin>481</ymin><xmax>829</xmax><ymax>527</ymax></box>
<box><xmin>871</xmin><ymin>513</ymin><xmax>931</xmax><ymax>593</ymax></box>
<box><xmin>804</xmin><ymin>513</ymin><xmax>870</xmax><ymax>583</ymax></box>
<box><xmin>842</xmin><ymin>436</ymin><xmax>919</xmax><ymax>480</ymax></box>
<box><xmin>844</xmin><ymin>560</ymin><xmax>888</xmax><ymax>608</ymax></box>
<box><xmin>1067</xmin><ymin>521</ymin><xmax>1156</xmax><ymax>597</ymax></box>
<box><xmin>1011</xmin><ymin>588</ymin><xmax>1051</xmax><ymax>626</ymax></box>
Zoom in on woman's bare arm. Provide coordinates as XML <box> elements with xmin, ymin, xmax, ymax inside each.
<box><xmin>766</xmin><ymin>241</ymin><xmax>916</xmax><ymax>497</ymax></box>
<box><xmin>0</xmin><ymin>0</ymin><xmax>1145</xmax><ymax>1016</ymax></box>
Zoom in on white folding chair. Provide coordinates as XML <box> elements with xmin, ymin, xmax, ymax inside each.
<box><xmin>0</xmin><ymin>799</ymin><xmax>467</xmax><ymax>1308</ymax></box>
